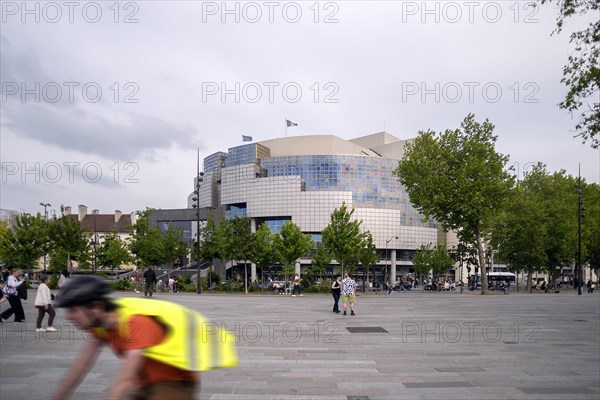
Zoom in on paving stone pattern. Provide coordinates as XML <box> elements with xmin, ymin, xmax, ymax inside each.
<box><xmin>1</xmin><ymin>289</ymin><xmax>598</xmax><ymax>400</ymax></box>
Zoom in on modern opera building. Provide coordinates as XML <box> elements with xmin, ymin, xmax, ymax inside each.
<box><xmin>189</xmin><ymin>132</ymin><xmax>448</xmax><ymax>283</ymax></box>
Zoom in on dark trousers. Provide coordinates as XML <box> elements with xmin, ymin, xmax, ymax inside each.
<box><xmin>332</xmin><ymin>291</ymin><xmax>340</xmax><ymax>312</ymax></box>
<box><xmin>145</xmin><ymin>283</ymin><xmax>154</xmax><ymax>297</ymax></box>
<box><xmin>292</xmin><ymin>284</ymin><xmax>301</xmax><ymax>295</ymax></box>
<box><xmin>35</xmin><ymin>305</ymin><xmax>56</xmax><ymax>328</ymax></box>
<box><xmin>132</xmin><ymin>380</ymin><xmax>198</xmax><ymax>400</ymax></box>
<box><xmin>1</xmin><ymin>295</ymin><xmax>25</xmax><ymax>322</ymax></box>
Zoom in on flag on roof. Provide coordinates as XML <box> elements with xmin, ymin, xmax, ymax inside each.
<box><xmin>242</xmin><ymin>135</ymin><xmax>252</xmax><ymax>142</ymax></box>
<box><xmin>286</xmin><ymin>120</ymin><xmax>298</xmax><ymax>127</ymax></box>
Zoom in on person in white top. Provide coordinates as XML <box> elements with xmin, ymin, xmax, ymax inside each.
<box><xmin>34</xmin><ymin>274</ymin><xmax>57</xmax><ymax>332</ymax></box>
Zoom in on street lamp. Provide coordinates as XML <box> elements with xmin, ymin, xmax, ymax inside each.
<box><xmin>577</xmin><ymin>165</ymin><xmax>585</xmax><ymax>295</ymax></box>
<box><xmin>89</xmin><ymin>236</ymin><xmax>98</xmax><ymax>272</ymax></box>
<box><xmin>39</xmin><ymin>202</ymin><xmax>51</xmax><ymax>273</ymax></box>
<box><xmin>385</xmin><ymin>236</ymin><xmax>398</xmax><ymax>289</ymax></box>
<box><xmin>192</xmin><ymin>148</ymin><xmax>205</xmax><ymax>294</ymax></box>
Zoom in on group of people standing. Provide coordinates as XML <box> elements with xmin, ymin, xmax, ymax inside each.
<box><xmin>331</xmin><ymin>273</ymin><xmax>357</xmax><ymax>315</ymax></box>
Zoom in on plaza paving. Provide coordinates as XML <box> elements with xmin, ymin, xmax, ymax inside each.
<box><xmin>1</xmin><ymin>288</ymin><xmax>599</xmax><ymax>400</ymax></box>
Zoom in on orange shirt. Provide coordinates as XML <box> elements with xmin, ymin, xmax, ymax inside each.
<box><xmin>93</xmin><ymin>315</ymin><xmax>197</xmax><ymax>387</ymax></box>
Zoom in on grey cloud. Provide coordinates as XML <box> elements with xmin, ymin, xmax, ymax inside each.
<box><xmin>1</xmin><ymin>101</ymin><xmax>200</xmax><ymax>160</ymax></box>
<box><xmin>1</xmin><ymin>35</ymin><xmax>202</xmax><ymax>160</ymax></box>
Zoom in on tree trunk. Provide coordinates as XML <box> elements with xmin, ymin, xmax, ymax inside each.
<box><xmin>476</xmin><ymin>229</ymin><xmax>489</xmax><ymax>295</ymax></box>
<box><xmin>527</xmin><ymin>271</ymin><xmax>532</xmax><ymax>292</ymax></box>
<box><xmin>244</xmin><ymin>260</ymin><xmax>248</xmax><ymax>294</ymax></box>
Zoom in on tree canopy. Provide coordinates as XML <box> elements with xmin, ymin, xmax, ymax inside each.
<box><xmin>322</xmin><ymin>203</ymin><xmax>365</xmax><ymax>275</ymax></box>
<box><xmin>541</xmin><ymin>0</ymin><xmax>599</xmax><ymax>147</ymax></box>
<box><xmin>412</xmin><ymin>243</ymin><xmax>454</xmax><ymax>278</ymax></box>
<box><xmin>0</xmin><ymin>213</ymin><xmax>49</xmax><ymax>270</ymax></box>
<box><xmin>394</xmin><ymin>114</ymin><xmax>514</xmax><ymax>294</ymax></box>
<box><xmin>273</xmin><ymin>221</ymin><xmax>314</xmax><ymax>279</ymax></box>
<box><xmin>128</xmin><ymin>209</ymin><xmax>166</xmax><ymax>268</ymax></box>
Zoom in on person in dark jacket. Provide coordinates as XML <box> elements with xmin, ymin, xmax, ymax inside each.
<box><xmin>143</xmin><ymin>267</ymin><xmax>157</xmax><ymax>297</ymax></box>
<box><xmin>331</xmin><ymin>274</ymin><xmax>342</xmax><ymax>313</ymax></box>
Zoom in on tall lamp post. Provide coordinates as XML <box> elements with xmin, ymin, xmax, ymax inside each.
<box><xmin>385</xmin><ymin>236</ymin><xmax>398</xmax><ymax>288</ymax></box>
<box><xmin>577</xmin><ymin>165</ymin><xmax>585</xmax><ymax>295</ymax></box>
<box><xmin>39</xmin><ymin>202</ymin><xmax>51</xmax><ymax>273</ymax></box>
<box><xmin>192</xmin><ymin>148</ymin><xmax>205</xmax><ymax>294</ymax></box>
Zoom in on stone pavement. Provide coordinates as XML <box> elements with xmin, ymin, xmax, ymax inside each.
<box><xmin>1</xmin><ymin>289</ymin><xmax>599</xmax><ymax>400</ymax></box>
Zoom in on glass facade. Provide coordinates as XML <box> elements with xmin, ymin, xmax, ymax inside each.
<box><xmin>226</xmin><ymin>144</ymin><xmax>270</xmax><ymax>168</ymax></box>
<box><xmin>262</xmin><ymin>155</ymin><xmax>435</xmax><ymax>228</ymax></box>
<box><xmin>261</xmin><ymin>218</ymin><xmax>291</xmax><ymax>233</ymax></box>
<box><xmin>225</xmin><ymin>203</ymin><xmax>247</xmax><ymax>219</ymax></box>
<box><xmin>203</xmin><ymin>152</ymin><xmax>227</xmax><ymax>173</ymax></box>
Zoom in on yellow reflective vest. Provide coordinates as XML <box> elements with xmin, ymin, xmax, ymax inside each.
<box><xmin>94</xmin><ymin>297</ymin><xmax>238</xmax><ymax>372</ymax></box>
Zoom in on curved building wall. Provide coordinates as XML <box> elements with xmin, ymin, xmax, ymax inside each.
<box><xmin>193</xmin><ymin>137</ymin><xmax>440</xmax><ymax>257</ymax></box>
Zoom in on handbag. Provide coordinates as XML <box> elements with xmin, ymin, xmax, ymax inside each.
<box><xmin>17</xmin><ymin>283</ymin><xmax>27</xmax><ymax>300</ymax></box>
<box><xmin>2</xmin><ymin>284</ymin><xmax>16</xmax><ymax>296</ymax></box>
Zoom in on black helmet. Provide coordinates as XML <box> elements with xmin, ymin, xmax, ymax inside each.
<box><xmin>56</xmin><ymin>275</ymin><xmax>113</xmax><ymax>308</ymax></box>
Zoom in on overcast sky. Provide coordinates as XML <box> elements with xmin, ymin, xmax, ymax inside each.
<box><xmin>1</xmin><ymin>0</ymin><xmax>599</xmax><ymax>217</ymax></box>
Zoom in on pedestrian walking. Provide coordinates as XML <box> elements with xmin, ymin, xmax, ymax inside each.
<box><xmin>341</xmin><ymin>273</ymin><xmax>357</xmax><ymax>316</ymax></box>
<box><xmin>58</xmin><ymin>269</ymin><xmax>70</xmax><ymax>289</ymax></box>
<box><xmin>0</xmin><ymin>282</ymin><xmax>7</xmax><ymax>306</ymax></box>
<box><xmin>331</xmin><ymin>274</ymin><xmax>341</xmax><ymax>313</ymax></box>
<box><xmin>52</xmin><ymin>276</ymin><xmax>238</xmax><ymax>400</ymax></box>
<box><xmin>143</xmin><ymin>267</ymin><xmax>157</xmax><ymax>297</ymax></box>
<box><xmin>34</xmin><ymin>274</ymin><xmax>57</xmax><ymax>332</ymax></box>
<box><xmin>292</xmin><ymin>274</ymin><xmax>303</xmax><ymax>296</ymax></box>
<box><xmin>133</xmin><ymin>270</ymin><xmax>142</xmax><ymax>294</ymax></box>
<box><xmin>0</xmin><ymin>268</ymin><xmax>27</xmax><ymax>323</ymax></box>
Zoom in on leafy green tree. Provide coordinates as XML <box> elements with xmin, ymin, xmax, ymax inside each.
<box><xmin>230</xmin><ymin>217</ymin><xmax>254</xmax><ymax>294</ymax></box>
<box><xmin>394</xmin><ymin>114</ymin><xmax>514</xmax><ymax>294</ymax></box>
<box><xmin>309</xmin><ymin>243</ymin><xmax>332</xmax><ymax>281</ymax></box>
<box><xmin>162</xmin><ymin>223</ymin><xmax>189</xmax><ymax>268</ymax></box>
<box><xmin>97</xmin><ymin>233</ymin><xmax>131</xmax><ymax>273</ymax></box>
<box><xmin>199</xmin><ymin>215</ymin><xmax>220</xmax><ymax>262</ymax></box>
<box><xmin>129</xmin><ymin>209</ymin><xmax>165</xmax><ymax>268</ymax></box>
<box><xmin>273</xmin><ymin>221</ymin><xmax>314</xmax><ymax>281</ymax></box>
<box><xmin>449</xmin><ymin>241</ymin><xmax>479</xmax><ymax>283</ymax></box>
<box><xmin>250</xmin><ymin>223</ymin><xmax>277</xmax><ymax>282</ymax></box>
<box><xmin>0</xmin><ymin>221</ymin><xmax>10</xmax><ymax>264</ymax></box>
<box><xmin>492</xmin><ymin>164</ymin><xmax>583</xmax><ymax>291</ymax></box>
<box><xmin>358</xmin><ymin>232</ymin><xmax>379</xmax><ymax>292</ymax></box>
<box><xmin>49</xmin><ymin>211</ymin><xmax>89</xmax><ymax>272</ymax></box>
<box><xmin>413</xmin><ymin>243</ymin><xmax>454</xmax><ymax>278</ymax></box>
<box><xmin>582</xmin><ymin>182</ymin><xmax>600</xmax><ymax>279</ymax></box>
<box><xmin>541</xmin><ymin>0</ymin><xmax>599</xmax><ymax>147</ymax></box>
<box><xmin>0</xmin><ymin>214</ymin><xmax>49</xmax><ymax>270</ymax></box>
<box><xmin>197</xmin><ymin>215</ymin><xmax>223</xmax><ymax>287</ymax></box>
<box><xmin>214</xmin><ymin>218</ymin><xmax>235</xmax><ymax>275</ymax></box>
<box><xmin>322</xmin><ymin>203</ymin><xmax>365</xmax><ymax>275</ymax></box>
<box><xmin>491</xmin><ymin>179</ymin><xmax>548</xmax><ymax>291</ymax></box>
<box><xmin>536</xmin><ymin>168</ymin><xmax>578</xmax><ymax>290</ymax></box>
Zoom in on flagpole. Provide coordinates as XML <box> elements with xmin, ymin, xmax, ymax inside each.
<box><xmin>285</xmin><ymin>120</ymin><xmax>287</xmax><ymax>138</ymax></box>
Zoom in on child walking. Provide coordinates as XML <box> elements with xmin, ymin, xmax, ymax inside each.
<box><xmin>34</xmin><ymin>274</ymin><xmax>56</xmax><ymax>332</ymax></box>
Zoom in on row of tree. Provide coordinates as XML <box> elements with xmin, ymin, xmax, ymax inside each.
<box><xmin>395</xmin><ymin>114</ymin><xmax>599</xmax><ymax>294</ymax></box>
<box><xmin>0</xmin><ymin>204</ymin><xmax>381</xmax><ymax>295</ymax></box>
<box><xmin>0</xmin><ymin>208</ymin><xmax>189</xmax><ymax>274</ymax></box>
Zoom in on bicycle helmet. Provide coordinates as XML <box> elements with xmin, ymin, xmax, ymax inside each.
<box><xmin>56</xmin><ymin>275</ymin><xmax>113</xmax><ymax>308</ymax></box>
